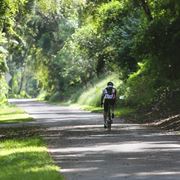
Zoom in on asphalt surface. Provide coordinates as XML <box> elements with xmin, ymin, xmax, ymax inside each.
<box><xmin>6</xmin><ymin>99</ymin><xmax>180</xmax><ymax>180</ymax></box>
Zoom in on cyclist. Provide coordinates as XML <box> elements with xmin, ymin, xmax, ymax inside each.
<box><xmin>101</xmin><ymin>81</ymin><xmax>117</xmax><ymax>128</ymax></box>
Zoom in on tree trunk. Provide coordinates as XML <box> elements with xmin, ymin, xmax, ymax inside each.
<box><xmin>17</xmin><ymin>46</ymin><xmax>29</xmax><ymax>95</ymax></box>
<box><xmin>139</xmin><ymin>0</ymin><xmax>153</xmax><ymax>21</ymax></box>
<box><xmin>18</xmin><ymin>68</ymin><xmax>25</xmax><ymax>95</ymax></box>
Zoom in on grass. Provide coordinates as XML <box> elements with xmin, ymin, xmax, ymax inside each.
<box><xmin>0</xmin><ymin>137</ymin><xmax>64</xmax><ymax>180</ymax></box>
<box><xmin>0</xmin><ymin>106</ymin><xmax>33</xmax><ymax>124</ymax></box>
<box><xmin>115</xmin><ymin>107</ymin><xmax>136</xmax><ymax>117</ymax></box>
<box><xmin>79</xmin><ymin>105</ymin><xmax>103</xmax><ymax>113</ymax></box>
<box><xmin>79</xmin><ymin>104</ymin><xmax>136</xmax><ymax>118</ymax></box>
<box><xmin>74</xmin><ymin>74</ymin><xmax>136</xmax><ymax>118</ymax></box>
<box><xmin>0</xmin><ymin>106</ymin><xmax>64</xmax><ymax>180</ymax></box>
<box><xmin>77</xmin><ymin>74</ymin><xmax>122</xmax><ymax>106</ymax></box>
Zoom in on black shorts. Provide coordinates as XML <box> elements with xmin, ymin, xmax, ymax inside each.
<box><xmin>104</xmin><ymin>99</ymin><xmax>115</xmax><ymax>112</ymax></box>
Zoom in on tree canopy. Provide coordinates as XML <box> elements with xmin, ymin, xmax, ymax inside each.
<box><xmin>0</xmin><ymin>0</ymin><xmax>180</xmax><ymax>112</ymax></box>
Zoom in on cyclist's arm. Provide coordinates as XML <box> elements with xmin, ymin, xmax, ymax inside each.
<box><xmin>101</xmin><ymin>90</ymin><xmax>105</xmax><ymax>105</ymax></box>
<box><xmin>114</xmin><ymin>88</ymin><xmax>117</xmax><ymax>103</ymax></box>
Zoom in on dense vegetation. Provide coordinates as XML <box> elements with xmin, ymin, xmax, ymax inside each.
<box><xmin>0</xmin><ymin>0</ymin><xmax>180</xmax><ymax>119</ymax></box>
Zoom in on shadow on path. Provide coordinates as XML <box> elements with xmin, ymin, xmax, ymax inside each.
<box><xmin>5</xmin><ymin>99</ymin><xmax>180</xmax><ymax>180</ymax></box>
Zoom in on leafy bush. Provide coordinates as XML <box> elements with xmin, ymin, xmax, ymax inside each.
<box><xmin>77</xmin><ymin>74</ymin><xmax>121</xmax><ymax>106</ymax></box>
<box><xmin>125</xmin><ymin>60</ymin><xmax>156</xmax><ymax>107</ymax></box>
<box><xmin>49</xmin><ymin>91</ymin><xmax>63</xmax><ymax>102</ymax></box>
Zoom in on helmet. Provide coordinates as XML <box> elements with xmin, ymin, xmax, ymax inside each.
<box><xmin>107</xmin><ymin>81</ymin><xmax>114</xmax><ymax>87</ymax></box>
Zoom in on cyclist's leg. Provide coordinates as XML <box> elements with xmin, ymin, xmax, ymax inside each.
<box><xmin>107</xmin><ymin>102</ymin><xmax>112</xmax><ymax>130</ymax></box>
<box><xmin>103</xmin><ymin>100</ymin><xmax>108</xmax><ymax>128</ymax></box>
<box><xmin>111</xmin><ymin>100</ymin><xmax>115</xmax><ymax>118</ymax></box>
<box><xmin>103</xmin><ymin>111</ymin><xmax>107</xmax><ymax>124</ymax></box>
<box><xmin>108</xmin><ymin>103</ymin><xmax>113</xmax><ymax>123</ymax></box>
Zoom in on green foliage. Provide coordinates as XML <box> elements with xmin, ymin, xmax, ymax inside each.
<box><xmin>97</xmin><ymin>0</ymin><xmax>124</xmax><ymax>26</ymax></box>
<box><xmin>125</xmin><ymin>60</ymin><xmax>156</xmax><ymax>107</ymax></box>
<box><xmin>115</xmin><ymin>107</ymin><xmax>136</xmax><ymax>118</ymax></box>
<box><xmin>142</xmin><ymin>17</ymin><xmax>180</xmax><ymax>80</ymax></box>
<box><xmin>49</xmin><ymin>91</ymin><xmax>62</xmax><ymax>102</ymax></box>
<box><xmin>0</xmin><ymin>33</ymin><xmax>8</xmax><ymax>74</ymax></box>
<box><xmin>56</xmin><ymin>23</ymin><xmax>99</xmax><ymax>89</ymax></box>
<box><xmin>0</xmin><ymin>76</ymin><xmax>8</xmax><ymax>105</ymax></box>
<box><xmin>1</xmin><ymin>0</ymin><xmax>180</xmax><ymax>115</ymax></box>
<box><xmin>92</xmin><ymin>0</ymin><xmax>141</xmax><ymax>76</ymax></box>
<box><xmin>77</xmin><ymin>74</ymin><xmax>121</xmax><ymax>106</ymax></box>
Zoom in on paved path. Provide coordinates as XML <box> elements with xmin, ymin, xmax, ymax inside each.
<box><xmin>6</xmin><ymin>99</ymin><xmax>180</xmax><ymax>180</ymax></box>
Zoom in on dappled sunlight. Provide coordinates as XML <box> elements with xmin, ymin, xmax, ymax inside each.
<box><xmin>6</xmin><ymin>99</ymin><xmax>180</xmax><ymax>179</ymax></box>
<box><xmin>47</xmin><ymin>121</ymin><xmax>180</xmax><ymax>179</ymax></box>
<box><xmin>0</xmin><ymin>114</ymin><xmax>29</xmax><ymax>120</ymax></box>
<box><xmin>46</xmin><ymin>119</ymin><xmax>180</xmax><ymax>179</ymax></box>
<box><xmin>2</xmin><ymin>0</ymin><xmax>180</xmax><ymax>178</ymax></box>
<box><xmin>25</xmin><ymin>165</ymin><xmax>59</xmax><ymax>173</ymax></box>
<box><xmin>135</xmin><ymin>171</ymin><xmax>180</xmax><ymax>176</ymax></box>
<box><xmin>0</xmin><ymin>146</ymin><xmax>46</xmax><ymax>156</ymax></box>
<box><xmin>49</xmin><ymin>140</ymin><xmax>180</xmax><ymax>154</ymax></box>
<box><xmin>0</xmin><ymin>105</ymin><xmax>33</xmax><ymax>124</ymax></box>
<box><xmin>112</xmin><ymin>171</ymin><xmax>180</xmax><ymax>179</ymax></box>
<box><xmin>61</xmin><ymin>167</ymin><xmax>98</xmax><ymax>173</ymax></box>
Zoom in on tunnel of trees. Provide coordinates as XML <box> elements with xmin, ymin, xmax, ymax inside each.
<box><xmin>0</xmin><ymin>0</ymin><xmax>180</xmax><ymax>119</ymax></box>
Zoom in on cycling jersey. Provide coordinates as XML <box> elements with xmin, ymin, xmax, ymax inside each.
<box><xmin>103</xmin><ymin>87</ymin><xmax>116</xmax><ymax>100</ymax></box>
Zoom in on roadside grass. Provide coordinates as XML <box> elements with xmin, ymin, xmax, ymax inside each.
<box><xmin>0</xmin><ymin>106</ymin><xmax>64</xmax><ymax>180</ymax></box>
<box><xmin>76</xmin><ymin>74</ymin><xmax>121</xmax><ymax>107</ymax></box>
<box><xmin>0</xmin><ymin>137</ymin><xmax>64</xmax><ymax>180</ymax></box>
<box><xmin>0</xmin><ymin>106</ymin><xmax>33</xmax><ymax>123</ymax></box>
<box><xmin>80</xmin><ymin>105</ymin><xmax>136</xmax><ymax>118</ymax></box>
<box><xmin>74</xmin><ymin>74</ymin><xmax>136</xmax><ymax>118</ymax></box>
<box><xmin>80</xmin><ymin>105</ymin><xmax>103</xmax><ymax>113</ymax></box>
<box><xmin>115</xmin><ymin>107</ymin><xmax>136</xmax><ymax>117</ymax></box>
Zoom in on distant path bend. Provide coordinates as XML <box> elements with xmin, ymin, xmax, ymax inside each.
<box><xmin>7</xmin><ymin>99</ymin><xmax>180</xmax><ymax>180</ymax></box>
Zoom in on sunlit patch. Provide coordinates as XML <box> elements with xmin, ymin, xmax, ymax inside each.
<box><xmin>112</xmin><ymin>171</ymin><xmax>180</xmax><ymax>178</ymax></box>
<box><xmin>0</xmin><ymin>147</ymin><xmax>46</xmax><ymax>156</ymax></box>
<box><xmin>25</xmin><ymin>165</ymin><xmax>59</xmax><ymax>173</ymax></box>
<box><xmin>61</xmin><ymin>167</ymin><xmax>98</xmax><ymax>173</ymax></box>
<box><xmin>136</xmin><ymin>171</ymin><xmax>180</xmax><ymax>176</ymax></box>
<box><xmin>49</xmin><ymin>140</ymin><xmax>180</xmax><ymax>154</ymax></box>
<box><xmin>0</xmin><ymin>138</ymin><xmax>62</xmax><ymax>180</ymax></box>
